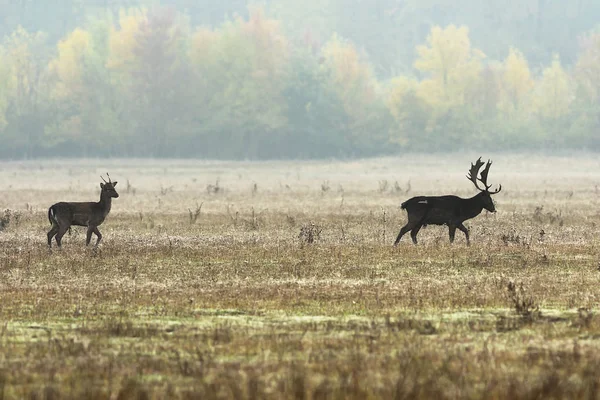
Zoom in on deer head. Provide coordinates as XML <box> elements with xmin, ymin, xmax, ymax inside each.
<box><xmin>100</xmin><ymin>173</ymin><xmax>119</xmax><ymax>198</ymax></box>
<box><xmin>467</xmin><ymin>157</ymin><xmax>501</xmax><ymax>212</ymax></box>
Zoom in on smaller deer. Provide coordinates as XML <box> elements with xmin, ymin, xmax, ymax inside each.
<box><xmin>394</xmin><ymin>158</ymin><xmax>501</xmax><ymax>246</ymax></box>
<box><xmin>47</xmin><ymin>174</ymin><xmax>119</xmax><ymax>248</ymax></box>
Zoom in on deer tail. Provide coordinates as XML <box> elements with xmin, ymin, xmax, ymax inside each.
<box><xmin>48</xmin><ymin>206</ymin><xmax>56</xmax><ymax>226</ymax></box>
<box><xmin>401</xmin><ymin>196</ymin><xmax>433</xmax><ymax>227</ymax></box>
<box><xmin>401</xmin><ymin>196</ymin><xmax>428</xmax><ymax>210</ymax></box>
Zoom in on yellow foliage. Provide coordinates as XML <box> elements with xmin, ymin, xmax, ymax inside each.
<box><xmin>2</xmin><ymin>26</ymin><xmax>46</xmax><ymax>108</ymax></box>
<box><xmin>191</xmin><ymin>6</ymin><xmax>288</xmax><ymax>80</ymax></box>
<box><xmin>243</xmin><ymin>5</ymin><xmax>289</xmax><ymax>76</ymax></box>
<box><xmin>322</xmin><ymin>34</ymin><xmax>377</xmax><ymax>114</ymax></box>
<box><xmin>416</xmin><ymin>78</ymin><xmax>448</xmax><ymax>109</ymax></box>
<box><xmin>48</xmin><ymin>28</ymin><xmax>91</xmax><ymax>98</ymax></box>
<box><xmin>414</xmin><ymin>25</ymin><xmax>484</xmax><ymax>110</ymax></box>
<box><xmin>532</xmin><ymin>55</ymin><xmax>572</xmax><ymax>120</ymax></box>
<box><xmin>323</xmin><ymin>35</ymin><xmax>369</xmax><ymax>90</ymax></box>
<box><xmin>387</xmin><ymin>76</ymin><xmax>417</xmax><ymax>120</ymax></box>
<box><xmin>498</xmin><ymin>48</ymin><xmax>533</xmax><ymax>114</ymax></box>
<box><xmin>575</xmin><ymin>33</ymin><xmax>600</xmax><ymax>101</ymax></box>
<box><xmin>387</xmin><ymin>76</ymin><xmax>420</xmax><ymax>145</ymax></box>
<box><xmin>189</xmin><ymin>7</ymin><xmax>290</xmax><ymax>133</ymax></box>
<box><xmin>107</xmin><ymin>8</ymin><xmax>147</xmax><ymax>71</ymax></box>
<box><xmin>189</xmin><ymin>28</ymin><xmax>218</xmax><ymax>67</ymax></box>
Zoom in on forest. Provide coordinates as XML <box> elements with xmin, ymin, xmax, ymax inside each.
<box><xmin>1</xmin><ymin>0</ymin><xmax>600</xmax><ymax>159</ymax></box>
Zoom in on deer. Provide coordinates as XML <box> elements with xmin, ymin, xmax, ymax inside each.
<box><xmin>393</xmin><ymin>157</ymin><xmax>501</xmax><ymax>246</ymax></box>
<box><xmin>47</xmin><ymin>173</ymin><xmax>119</xmax><ymax>248</ymax></box>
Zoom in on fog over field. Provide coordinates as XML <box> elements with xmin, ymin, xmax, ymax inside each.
<box><xmin>0</xmin><ymin>1</ymin><xmax>600</xmax><ymax>159</ymax></box>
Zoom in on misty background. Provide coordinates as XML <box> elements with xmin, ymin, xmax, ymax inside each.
<box><xmin>0</xmin><ymin>0</ymin><xmax>599</xmax><ymax>159</ymax></box>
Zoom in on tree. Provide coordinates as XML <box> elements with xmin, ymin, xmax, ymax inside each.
<box><xmin>321</xmin><ymin>34</ymin><xmax>377</xmax><ymax>114</ymax></box>
<box><xmin>533</xmin><ymin>55</ymin><xmax>572</xmax><ymax>121</ymax></box>
<box><xmin>387</xmin><ymin>76</ymin><xmax>429</xmax><ymax>148</ymax></box>
<box><xmin>498</xmin><ymin>48</ymin><xmax>534</xmax><ymax>116</ymax></box>
<box><xmin>572</xmin><ymin>30</ymin><xmax>600</xmax><ymax>148</ymax></box>
<box><xmin>189</xmin><ymin>6</ymin><xmax>290</xmax><ymax>158</ymax></box>
<box><xmin>575</xmin><ymin>31</ymin><xmax>600</xmax><ymax>101</ymax></box>
<box><xmin>530</xmin><ymin>55</ymin><xmax>574</xmax><ymax>147</ymax></box>
<box><xmin>46</xmin><ymin>28</ymin><xmax>91</xmax><ymax>148</ymax></box>
<box><xmin>0</xmin><ymin>48</ymin><xmax>11</xmax><ymax>132</ymax></box>
<box><xmin>46</xmin><ymin>16</ymin><xmax>121</xmax><ymax>156</ymax></box>
<box><xmin>130</xmin><ymin>7</ymin><xmax>188</xmax><ymax>156</ymax></box>
<box><xmin>106</xmin><ymin>7</ymin><xmax>190</xmax><ymax>157</ymax></box>
<box><xmin>321</xmin><ymin>34</ymin><xmax>388</xmax><ymax>155</ymax></box>
<box><xmin>0</xmin><ymin>26</ymin><xmax>50</xmax><ymax>158</ymax></box>
<box><xmin>414</xmin><ymin>25</ymin><xmax>484</xmax><ymax>110</ymax></box>
<box><xmin>411</xmin><ymin>25</ymin><xmax>485</xmax><ymax>148</ymax></box>
<box><xmin>106</xmin><ymin>8</ymin><xmax>147</xmax><ymax>73</ymax></box>
<box><xmin>281</xmin><ymin>48</ymin><xmax>350</xmax><ymax>158</ymax></box>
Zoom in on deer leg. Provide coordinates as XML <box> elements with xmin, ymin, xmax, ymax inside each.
<box><xmin>93</xmin><ymin>227</ymin><xmax>102</xmax><ymax>246</ymax></box>
<box><xmin>457</xmin><ymin>223</ymin><xmax>470</xmax><ymax>246</ymax></box>
<box><xmin>410</xmin><ymin>225</ymin><xmax>422</xmax><ymax>245</ymax></box>
<box><xmin>47</xmin><ymin>224</ymin><xmax>59</xmax><ymax>247</ymax></box>
<box><xmin>86</xmin><ymin>226</ymin><xmax>94</xmax><ymax>246</ymax></box>
<box><xmin>55</xmin><ymin>225</ymin><xmax>69</xmax><ymax>248</ymax></box>
<box><xmin>449</xmin><ymin>225</ymin><xmax>457</xmax><ymax>243</ymax></box>
<box><xmin>394</xmin><ymin>224</ymin><xmax>412</xmax><ymax>246</ymax></box>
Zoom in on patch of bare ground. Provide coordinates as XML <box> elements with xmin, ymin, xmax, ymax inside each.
<box><xmin>1</xmin><ymin>154</ymin><xmax>600</xmax><ymax>398</ymax></box>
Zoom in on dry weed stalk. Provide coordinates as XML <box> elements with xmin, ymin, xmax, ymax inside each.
<box><xmin>188</xmin><ymin>202</ymin><xmax>203</xmax><ymax>225</ymax></box>
<box><xmin>299</xmin><ymin>222</ymin><xmax>322</xmax><ymax>244</ymax></box>
<box><xmin>507</xmin><ymin>281</ymin><xmax>541</xmax><ymax>322</ymax></box>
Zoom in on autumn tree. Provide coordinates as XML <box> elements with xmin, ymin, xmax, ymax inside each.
<box><xmin>498</xmin><ymin>48</ymin><xmax>534</xmax><ymax>116</ymax></box>
<box><xmin>321</xmin><ymin>34</ymin><xmax>390</xmax><ymax>154</ymax></box>
<box><xmin>533</xmin><ymin>56</ymin><xmax>572</xmax><ymax>121</ymax></box>
<box><xmin>0</xmin><ymin>26</ymin><xmax>50</xmax><ymax>157</ymax></box>
<box><xmin>386</xmin><ymin>76</ymin><xmax>429</xmax><ymax>148</ymax></box>
<box><xmin>189</xmin><ymin>6</ymin><xmax>290</xmax><ymax>158</ymax></box>
<box><xmin>0</xmin><ymin>49</ymin><xmax>10</xmax><ymax>132</ymax></box>
<box><xmin>46</xmin><ymin>16</ymin><xmax>123</xmax><ymax>156</ymax></box>
<box><xmin>131</xmin><ymin>7</ymin><xmax>188</xmax><ymax>156</ymax></box>
<box><xmin>575</xmin><ymin>31</ymin><xmax>600</xmax><ymax>101</ymax></box>
<box><xmin>414</xmin><ymin>25</ymin><xmax>484</xmax><ymax>109</ymax></box>
<box><xmin>411</xmin><ymin>25</ymin><xmax>485</xmax><ymax>148</ymax></box>
<box><xmin>46</xmin><ymin>28</ymin><xmax>91</xmax><ymax>149</ymax></box>
<box><xmin>281</xmin><ymin>48</ymin><xmax>351</xmax><ymax>158</ymax></box>
<box><xmin>106</xmin><ymin>7</ymin><xmax>189</xmax><ymax>156</ymax></box>
<box><xmin>571</xmin><ymin>31</ymin><xmax>600</xmax><ymax>148</ymax></box>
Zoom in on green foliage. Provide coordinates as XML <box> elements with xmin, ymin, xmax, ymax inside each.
<box><xmin>0</xmin><ymin>26</ymin><xmax>50</xmax><ymax>158</ymax></box>
<box><xmin>282</xmin><ymin>48</ymin><xmax>351</xmax><ymax>158</ymax></box>
<box><xmin>188</xmin><ymin>7</ymin><xmax>290</xmax><ymax>159</ymax></box>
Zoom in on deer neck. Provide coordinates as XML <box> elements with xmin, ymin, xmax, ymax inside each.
<box><xmin>464</xmin><ymin>193</ymin><xmax>485</xmax><ymax>219</ymax></box>
<box><xmin>98</xmin><ymin>192</ymin><xmax>113</xmax><ymax>214</ymax></box>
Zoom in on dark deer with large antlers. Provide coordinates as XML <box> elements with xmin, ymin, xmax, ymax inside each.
<box><xmin>47</xmin><ymin>173</ymin><xmax>119</xmax><ymax>248</ymax></box>
<box><xmin>394</xmin><ymin>158</ymin><xmax>501</xmax><ymax>246</ymax></box>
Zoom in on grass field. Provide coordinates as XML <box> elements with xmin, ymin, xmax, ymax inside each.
<box><xmin>1</xmin><ymin>154</ymin><xmax>600</xmax><ymax>399</ymax></box>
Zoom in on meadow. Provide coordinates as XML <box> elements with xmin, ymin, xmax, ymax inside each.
<box><xmin>1</xmin><ymin>154</ymin><xmax>600</xmax><ymax>399</ymax></box>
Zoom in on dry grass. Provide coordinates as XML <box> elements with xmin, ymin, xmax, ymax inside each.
<box><xmin>1</xmin><ymin>154</ymin><xmax>600</xmax><ymax>399</ymax></box>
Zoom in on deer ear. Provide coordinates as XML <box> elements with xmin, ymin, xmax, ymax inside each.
<box><xmin>100</xmin><ymin>183</ymin><xmax>104</xmax><ymax>189</ymax></box>
<box><xmin>112</xmin><ymin>181</ymin><xmax>118</xmax><ymax>187</ymax></box>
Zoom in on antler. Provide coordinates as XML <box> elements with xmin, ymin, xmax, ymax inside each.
<box><xmin>479</xmin><ymin>161</ymin><xmax>502</xmax><ymax>194</ymax></box>
<box><xmin>466</xmin><ymin>157</ymin><xmax>502</xmax><ymax>194</ymax></box>
<box><xmin>100</xmin><ymin>173</ymin><xmax>112</xmax><ymax>184</ymax></box>
<box><xmin>467</xmin><ymin>157</ymin><xmax>486</xmax><ymax>192</ymax></box>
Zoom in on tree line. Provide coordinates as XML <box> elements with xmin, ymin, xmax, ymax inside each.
<box><xmin>0</xmin><ymin>4</ymin><xmax>599</xmax><ymax>159</ymax></box>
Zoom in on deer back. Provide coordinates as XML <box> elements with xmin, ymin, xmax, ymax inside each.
<box><xmin>49</xmin><ymin>178</ymin><xmax>119</xmax><ymax>228</ymax></box>
<box><xmin>402</xmin><ymin>194</ymin><xmax>484</xmax><ymax>226</ymax></box>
